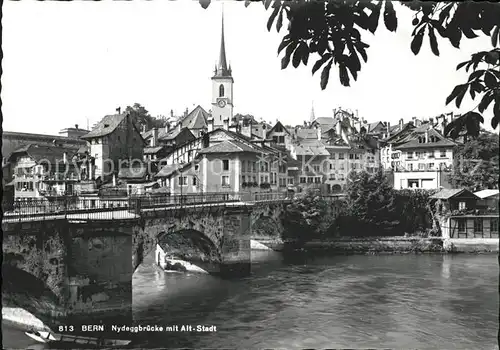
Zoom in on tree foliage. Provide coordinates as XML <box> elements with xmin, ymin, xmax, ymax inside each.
<box><xmin>199</xmin><ymin>0</ymin><xmax>500</xmax><ymax>136</ymax></box>
<box><xmin>450</xmin><ymin>130</ymin><xmax>500</xmax><ymax>191</ymax></box>
<box><xmin>283</xmin><ymin>189</ymin><xmax>332</xmax><ymax>243</ymax></box>
<box><xmin>125</xmin><ymin>103</ymin><xmax>171</xmax><ymax>131</ymax></box>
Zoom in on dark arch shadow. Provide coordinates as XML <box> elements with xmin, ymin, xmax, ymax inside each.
<box><xmin>153</xmin><ymin>229</ymin><xmax>221</xmax><ymax>273</ymax></box>
<box><xmin>2</xmin><ymin>264</ymin><xmax>63</xmax><ymax>330</ymax></box>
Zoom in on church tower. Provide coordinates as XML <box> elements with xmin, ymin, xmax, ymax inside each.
<box><xmin>211</xmin><ymin>11</ymin><xmax>234</xmax><ymax>129</ymax></box>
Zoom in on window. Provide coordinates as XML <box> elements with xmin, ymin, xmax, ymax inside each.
<box><xmin>407</xmin><ymin>151</ymin><xmax>413</xmax><ymax>159</ymax></box>
<box><xmin>195</xmin><ymin>165</ymin><xmax>199</xmax><ymax>171</ymax></box>
<box><xmin>314</xmin><ymin>177</ymin><xmax>321</xmax><ymax>183</ymax></box>
<box><xmin>458</xmin><ymin>201</ymin><xmax>466</xmax><ymax>210</ymax></box>
<box><xmin>223</xmin><ymin>159</ymin><xmax>229</xmax><ymax>171</ymax></box>
<box><xmin>179</xmin><ymin>176</ymin><xmax>187</xmax><ymax>186</ymax></box>
<box><xmin>260</xmin><ymin>176</ymin><xmax>264</xmax><ymax>183</ymax></box>
<box><xmin>192</xmin><ymin>177</ymin><xmax>197</xmax><ymax>186</ymax></box>
<box><xmin>288</xmin><ymin>178</ymin><xmax>294</xmax><ymax>184</ymax></box>
<box><xmin>330</xmin><ymin>153</ymin><xmax>336</xmax><ymax>159</ymax></box>
<box><xmin>440</xmin><ymin>149</ymin><xmax>446</xmax><ymax>158</ymax></box>
<box><xmin>338</xmin><ymin>153</ymin><xmax>345</xmax><ymax>160</ymax></box>
<box><xmin>418</xmin><ymin>163</ymin><xmax>425</xmax><ymax>170</ymax></box>
<box><xmin>457</xmin><ymin>219</ymin><xmax>465</xmax><ymax>233</ymax></box>
<box><xmin>491</xmin><ymin>219</ymin><xmax>499</xmax><ymax>235</ymax></box>
<box><xmin>349</xmin><ymin>154</ymin><xmax>354</xmax><ymax>160</ymax></box>
<box><xmin>313</xmin><ymin>165</ymin><xmax>320</xmax><ymax>173</ymax></box>
<box><xmin>428</xmin><ymin>163</ymin><xmax>434</xmax><ymax>170</ymax></box>
<box><xmin>273</xmin><ymin>136</ymin><xmax>278</xmax><ymax>143</ymax></box>
<box><xmin>329</xmin><ymin>174</ymin><xmax>336</xmax><ymax>180</ymax></box>
<box><xmin>241</xmin><ymin>175</ymin><xmax>246</xmax><ymax>183</ymax></box>
<box><xmin>219</xmin><ymin>84</ymin><xmax>224</xmax><ymax>97</ymax></box>
<box><xmin>241</xmin><ymin>160</ymin><xmax>246</xmax><ymax>172</ymax></box>
<box><xmin>300</xmin><ymin>177</ymin><xmax>306</xmax><ymax>184</ymax></box>
<box><xmin>307</xmin><ymin>177</ymin><xmax>313</xmax><ymax>183</ymax></box>
<box><xmin>222</xmin><ymin>175</ymin><xmax>230</xmax><ymax>187</ymax></box>
<box><xmin>278</xmin><ymin>136</ymin><xmax>285</xmax><ymax>143</ymax></box>
<box><xmin>355</xmin><ymin>154</ymin><xmax>361</xmax><ymax>160</ymax></box>
<box><xmin>338</xmin><ymin>174</ymin><xmax>345</xmax><ymax>180</ymax></box>
<box><xmin>330</xmin><ymin>163</ymin><xmax>335</xmax><ymax>170</ymax></box>
<box><xmin>428</xmin><ymin>150</ymin><xmax>435</xmax><ymax>158</ymax></box>
<box><xmin>474</xmin><ymin>218</ymin><xmax>483</xmax><ymax>233</ymax></box>
<box><xmin>408</xmin><ymin>163</ymin><xmax>413</xmax><ymax>171</ymax></box>
<box><xmin>340</xmin><ymin>163</ymin><xmax>345</xmax><ymax>170</ymax></box>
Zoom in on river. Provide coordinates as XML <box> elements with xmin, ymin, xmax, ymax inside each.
<box><xmin>3</xmin><ymin>251</ymin><xmax>499</xmax><ymax>349</ymax></box>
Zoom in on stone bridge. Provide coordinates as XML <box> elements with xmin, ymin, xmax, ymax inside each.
<box><xmin>2</xmin><ymin>197</ymin><xmax>287</xmax><ymax>330</ymax></box>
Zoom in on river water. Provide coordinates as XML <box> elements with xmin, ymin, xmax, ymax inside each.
<box><xmin>3</xmin><ymin>251</ymin><xmax>499</xmax><ymax>349</ymax></box>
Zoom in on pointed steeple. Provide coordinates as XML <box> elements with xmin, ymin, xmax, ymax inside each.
<box><xmin>310</xmin><ymin>101</ymin><xmax>316</xmax><ymax>122</ymax></box>
<box><xmin>215</xmin><ymin>9</ymin><xmax>231</xmax><ymax>77</ymax></box>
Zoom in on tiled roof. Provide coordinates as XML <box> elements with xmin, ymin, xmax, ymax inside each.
<box><xmin>473</xmin><ymin>189</ymin><xmax>499</xmax><ymax>199</ymax></box>
<box><xmin>179</xmin><ymin>105</ymin><xmax>209</xmax><ymax>130</ymax></box>
<box><xmin>159</xmin><ymin>128</ymin><xmax>182</xmax><ymax>141</ymax></box>
<box><xmin>81</xmin><ymin>114</ymin><xmax>126</xmax><ymax>139</ymax></box>
<box><xmin>141</xmin><ymin>127</ymin><xmax>171</xmax><ymax>140</ymax></box>
<box><xmin>394</xmin><ymin>128</ymin><xmax>455</xmax><ymax>150</ymax></box>
<box><xmin>155</xmin><ymin>164</ymin><xmax>180</xmax><ymax>178</ymax></box>
<box><xmin>312</xmin><ymin>117</ymin><xmax>335</xmax><ymax>126</ymax></box>
<box><xmin>198</xmin><ymin>140</ymin><xmax>260</xmax><ymax>154</ymax></box>
<box><xmin>297</xmin><ymin>128</ymin><xmax>320</xmax><ymax>140</ymax></box>
<box><xmin>430</xmin><ymin>189</ymin><xmax>478</xmax><ymax>200</ymax></box>
<box><xmin>294</xmin><ymin>141</ymin><xmax>330</xmax><ymax>156</ymax></box>
<box><xmin>266</xmin><ymin>121</ymin><xmax>291</xmax><ymax>138</ymax></box>
<box><xmin>9</xmin><ymin>144</ymin><xmax>78</xmax><ymax>164</ymax></box>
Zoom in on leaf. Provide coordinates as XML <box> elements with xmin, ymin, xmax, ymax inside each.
<box><xmin>320</xmin><ymin>59</ymin><xmax>333</xmax><ymax>90</ymax></box>
<box><xmin>199</xmin><ymin>0</ymin><xmax>210</xmax><ymax>9</ymax></box>
<box><xmin>411</xmin><ymin>27</ymin><xmax>425</xmax><ymax>55</ymax></box>
<box><xmin>301</xmin><ymin>44</ymin><xmax>310</xmax><ymax>65</ymax></box>
<box><xmin>447</xmin><ymin>25</ymin><xmax>462</xmax><ymax>48</ymax></box>
<box><xmin>267</xmin><ymin>6</ymin><xmax>279</xmax><ymax>31</ymax></box>
<box><xmin>456</xmin><ymin>60</ymin><xmax>469</xmax><ymax>71</ymax></box>
<box><xmin>478</xmin><ymin>92</ymin><xmax>495</xmax><ymax>113</ymax></box>
<box><xmin>277</xmin><ymin>37</ymin><xmax>291</xmax><ymax>55</ymax></box>
<box><xmin>245</xmin><ymin>0</ymin><xmax>252</xmax><ymax>8</ymax></box>
<box><xmin>281</xmin><ymin>41</ymin><xmax>297</xmax><ymax>69</ymax></box>
<box><xmin>445</xmin><ymin>84</ymin><xmax>467</xmax><ymax>106</ymax></box>
<box><xmin>455</xmin><ymin>85</ymin><xmax>468</xmax><ymax>109</ymax></box>
<box><xmin>492</xmin><ymin>113</ymin><xmax>499</xmax><ymax>130</ymax></box>
<box><xmin>339</xmin><ymin>63</ymin><xmax>350</xmax><ymax>87</ymax></box>
<box><xmin>461</xmin><ymin>26</ymin><xmax>479</xmax><ymax>39</ymax></box>
<box><xmin>312</xmin><ymin>53</ymin><xmax>332</xmax><ymax>75</ymax></box>
<box><xmin>276</xmin><ymin>9</ymin><xmax>283</xmax><ymax>32</ymax></box>
<box><xmin>264</xmin><ymin>0</ymin><xmax>272</xmax><ymax>10</ymax></box>
<box><xmin>492</xmin><ymin>25</ymin><xmax>500</xmax><ymax>47</ymax></box>
<box><xmin>383</xmin><ymin>1</ymin><xmax>397</xmax><ymax>32</ymax></box>
<box><xmin>292</xmin><ymin>43</ymin><xmax>303</xmax><ymax>68</ymax></box>
<box><xmin>484</xmin><ymin>71</ymin><xmax>497</xmax><ymax>89</ymax></box>
<box><xmin>428</xmin><ymin>27</ymin><xmax>439</xmax><ymax>56</ymax></box>
<box><xmin>367</xmin><ymin>2</ymin><xmax>382</xmax><ymax>34</ymax></box>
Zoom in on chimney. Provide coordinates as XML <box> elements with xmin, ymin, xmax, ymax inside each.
<box><xmin>116</xmin><ymin>107</ymin><xmax>121</xmax><ymax>114</ymax></box>
<box><xmin>152</xmin><ymin>127</ymin><xmax>158</xmax><ymax>147</ymax></box>
<box><xmin>386</xmin><ymin>122</ymin><xmax>390</xmax><ymax>135</ymax></box>
<box><xmin>170</xmin><ymin>109</ymin><xmax>174</xmax><ymax>119</ymax></box>
<box><xmin>425</xmin><ymin>130</ymin><xmax>429</xmax><ymax>143</ymax></box>
<box><xmin>317</xmin><ymin>126</ymin><xmax>321</xmax><ymax>140</ymax></box>
<box><xmin>223</xmin><ymin>118</ymin><xmax>229</xmax><ymax>131</ymax></box>
<box><xmin>184</xmin><ymin>108</ymin><xmax>188</xmax><ymax>117</ymax></box>
<box><xmin>63</xmin><ymin>152</ymin><xmax>68</xmax><ymax>164</ymax></box>
<box><xmin>208</xmin><ymin>118</ymin><xmax>214</xmax><ymax>132</ymax></box>
<box><xmin>399</xmin><ymin>118</ymin><xmax>404</xmax><ymax>130</ymax></box>
<box><xmin>166</xmin><ymin>122</ymin><xmax>171</xmax><ymax>132</ymax></box>
<box><xmin>415</xmin><ymin>119</ymin><xmax>422</xmax><ymax>127</ymax></box>
<box><xmin>75</xmin><ymin>124</ymin><xmax>79</xmax><ymax>129</ymax></box>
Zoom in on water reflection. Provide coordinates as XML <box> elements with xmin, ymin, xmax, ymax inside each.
<box><xmin>3</xmin><ymin>253</ymin><xmax>498</xmax><ymax>349</ymax></box>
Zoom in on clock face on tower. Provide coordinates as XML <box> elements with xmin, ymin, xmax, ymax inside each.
<box><xmin>217</xmin><ymin>99</ymin><xmax>226</xmax><ymax>108</ymax></box>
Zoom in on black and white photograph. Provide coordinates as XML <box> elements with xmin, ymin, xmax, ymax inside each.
<box><xmin>1</xmin><ymin>1</ymin><xmax>499</xmax><ymax>349</ymax></box>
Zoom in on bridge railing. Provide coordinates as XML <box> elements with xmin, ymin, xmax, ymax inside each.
<box><xmin>127</xmin><ymin>192</ymin><xmax>242</xmax><ymax>212</ymax></box>
<box><xmin>2</xmin><ymin>198</ymin><xmax>133</xmax><ymax>222</ymax></box>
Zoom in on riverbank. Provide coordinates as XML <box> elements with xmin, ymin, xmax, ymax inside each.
<box><xmin>253</xmin><ymin>236</ymin><xmax>499</xmax><ymax>254</ymax></box>
<box><xmin>2</xmin><ymin>307</ymin><xmax>49</xmax><ymax>331</ymax></box>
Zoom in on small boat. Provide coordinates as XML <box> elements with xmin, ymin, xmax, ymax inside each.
<box><xmin>25</xmin><ymin>330</ymin><xmax>131</xmax><ymax>347</ymax></box>
<box><xmin>25</xmin><ymin>330</ymin><xmax>57</xmax><ymax>343</ymax></box>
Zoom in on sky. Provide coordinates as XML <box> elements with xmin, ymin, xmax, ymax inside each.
<box><xmin>1</xmin><ymin>1</ymin><xmax>495</xmax><ymax>135</ymax></box>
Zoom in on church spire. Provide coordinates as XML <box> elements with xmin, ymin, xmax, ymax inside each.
<box><xmin>310</xmin><ymin>101</ymin><xmax>316</xmax><ymax>122</ymax></box>
<box><xmin>215</xmin><ymin>9</ymin><xmax>231</xmax><ymax>77</ymax></box>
